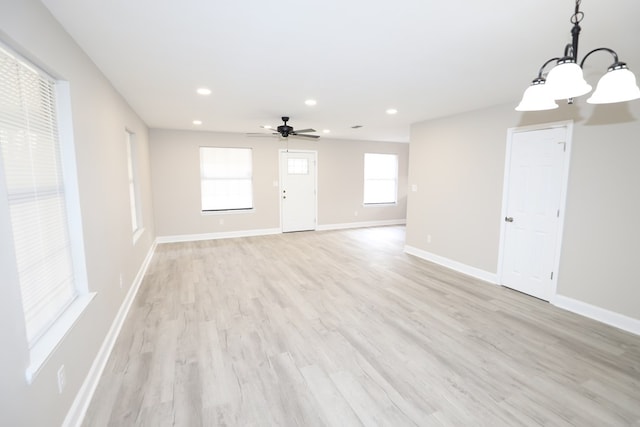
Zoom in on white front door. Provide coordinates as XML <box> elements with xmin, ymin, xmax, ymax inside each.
<box><xmin>500</xmin><ymin>124</ymin><xmax>570</xmax><ymax>301</ymax></box>
<box><xmin>280</xmin><ymin>150</ymin><xmax>317</xmax><ymax>233</ymax></box>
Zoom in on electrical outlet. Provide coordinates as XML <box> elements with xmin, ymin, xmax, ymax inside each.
<box><xmin>354</xmin><ymin>211</ymin><xmax>358</xmax><ymax>217</ymax></box>
<box><xmin>427</xmin><ymin>234</ymin><xmax>432</xmax><ymax>244</ymax></box>
<box><xmin>119</xmin><ymin>273</ymin><xmax>124</xmax><ymax>289</ymax></box>
<box><xmin>57</xmin><ymin>365</ymin><xmax>66</xmax><ymax>393</ymax></box>
<box><xmin>219</xmin><ymin>218</ymin><xmax>224</xmax><ymax>225</ymax></box>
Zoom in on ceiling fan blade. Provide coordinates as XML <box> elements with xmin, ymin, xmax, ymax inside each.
<box><xmin>292</xmin><ymin>128</ymin><xmax>316</xmax><ymax>134</ymax></box>
<box><xmin>290</xmin><ymin>133</ymin><xmax>320</xmax><ymax>139</ymax></box>
<box><xmin>246</xmin><ymin>132</ymin><xmax>277</xmax><ymax>137</ymax></box>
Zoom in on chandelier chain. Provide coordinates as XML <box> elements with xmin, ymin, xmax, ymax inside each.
<box><xmin>570</xmin><ymin>0</ymin><xmax>584</xmax><ymax>25</ymax></box>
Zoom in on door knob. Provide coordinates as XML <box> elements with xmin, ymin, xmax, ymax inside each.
<box><xmin>505</xmin><ymin>216</ymin><xmax>514</xmax><ymax>223</ymax></box>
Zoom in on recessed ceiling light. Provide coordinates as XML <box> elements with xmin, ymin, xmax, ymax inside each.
<box><xmin>305</xmin><ymin>99</ymin><xmax>317</xmax><ymax>106</ymax></box>
<box><xmin>386</xmin><ymin>108</ymin><xmax>398</xmax><ymax>115</ymax></box>
<box><xmin>323</xmin><ymin>129</ymin><xmax>331</xmax><ymax>134</ymax></box>
<box><xmin>262</xmin><ymin>125</ymin><xmax>272</xmax><ymax>129</ymax></box>
<box><xmin>192</xmin><ymin>120</ymin><xmax>202</xmax><ymax>125</ymax></box>
<box><xmin>196</xmin><ymin>88</ymin><xmax>211</xmax><ymax>95</ymax></box>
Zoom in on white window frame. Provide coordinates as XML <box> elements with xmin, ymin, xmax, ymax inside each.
<box><xmin>363</xmin><ymin>153</ymin><xmax>398</xmax><ymax>205</ymax></box>
<box><xmin>0</xmin><ymin>44</ymin><xmax>93</xmax><ymax>383</ymax></box>
<box><xmin>126</xmin><ymin>129</ymin><xmax>144</xmax><ymax>242</ymax></box>
<box><xmin>200</xmin><ymin>146</ymin><xmax>254</xmax><ymax>212</ymax></box>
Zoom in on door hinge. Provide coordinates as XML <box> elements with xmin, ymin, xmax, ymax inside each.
<box><xmin>550</xmin><ymin>272</ymin><xmax>554</xmax><ymax>280</ymax></box>
<box><xmin>558</xmin><ymin>141</ymin><xmax>566</xmax><ymax>152</ymax></box>
<box><xmin>557</xmin><ymin>209</ymin><xmax>560</xmax><ymax>218</ymax></box>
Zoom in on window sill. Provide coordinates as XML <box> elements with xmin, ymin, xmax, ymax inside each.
<box><xmin>201</xmin><ymin>208</ymin><xmax>255</xmax><ymax>216</ymax></box>
<box><xmin>363</xmin><ymin>202</ymin><xmax>398</xmax><ymax>207</ymax></box>
<box><xmin>25</xmin><ymin>292</ymin><xmax>97</xmax><ymax>384</ymax></box>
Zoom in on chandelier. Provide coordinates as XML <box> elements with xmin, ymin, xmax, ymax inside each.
<box><xmin>516</xmin><ymin>0</ymin><xmax>640</xmax><ymax>111</ymax></box>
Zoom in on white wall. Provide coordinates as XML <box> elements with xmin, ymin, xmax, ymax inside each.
<box><xmin>407</xmin><ymin>100</ymin><xmax>640</xmax><ymax>323</ymax></box>
<box><xmin>0</xmin><ymin>0</ymin><xmax>155</xmax><ymax>425</ymax></box>
<box><xmin>150</xmin><ymin>129</ymin><xmax>408</xmax><ymax>238</ymax></box>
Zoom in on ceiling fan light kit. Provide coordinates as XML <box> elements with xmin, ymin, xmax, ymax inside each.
<box><xmin>516</xmin><ymin>0</ymin><xmax>640</xmax><ymax>112</ymax></box>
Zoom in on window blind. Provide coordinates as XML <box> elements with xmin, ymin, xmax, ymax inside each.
<box><xmin>364</xmin><ymin>153</ymin><xmax>398</xmax><ymax>204</ymax></box>
<box><xmin>0</xmin><ymin>47</ymin><xmax>77</xmax><ymax>347</ymax></box>
<box><xmin>200</xmin><ymin>147</ymin><xmax>253</xmax><ymax>211</ymax></box>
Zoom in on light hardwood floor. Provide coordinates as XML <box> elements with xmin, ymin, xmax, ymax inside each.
<box><xmin>83</xmin><ymin>226</ymin><xmax>640</xmax><ymax>426</ymax></box>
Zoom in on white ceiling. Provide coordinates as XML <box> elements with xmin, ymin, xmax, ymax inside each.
<box><xmin>41</xmin><ymin>0</ymin><xmax>640</xmax><ymax>142</ymax></box>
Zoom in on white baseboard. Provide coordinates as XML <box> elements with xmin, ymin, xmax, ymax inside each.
<box><xmin>156</xmin><ymin>227</ymin><xmax>281</xmax><ymax>243</ymax></box>
<box><xmin>62</xmin><ymin>241</ymin><xmax>157</xmax><ymax>427</ymax></box>
<box><xmin>317</xmin><ymin>219</ymin><xmax>406</xmax><ymax>231</ymax></box>
<box><xmin>403</xmin><ymin>245</ymin><xmax>639</xmax><ymax>336</ymax></box>
<box><xmin>404</xmin><ymin>245</ymin><xmax>498</xmax><ymax>284</ymax></box>
<box><xmin>157</xmin><ymin>222</ymin><xmax>406</xmax><ymax>242</ymax></box>
<box><xmin>552</xmin><ymin>295</ymin><xmax>640</xmax><ymax>336</ymax></box>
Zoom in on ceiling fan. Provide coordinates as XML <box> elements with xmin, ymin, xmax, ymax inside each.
<box><xmin>248</xmin><ymin>116</ymin><xmax>320</xmax><ymax>139</ymax></box>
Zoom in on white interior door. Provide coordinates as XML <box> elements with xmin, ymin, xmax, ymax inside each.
<box><xmin>500</xmin><ymin>125</ymin><xmax>570</xmax><ymax>301</ymax></box>
<box><xmin>280</xmin><ymin>150</ymin><xmax>317</xmax><ymax>233</ymax></box>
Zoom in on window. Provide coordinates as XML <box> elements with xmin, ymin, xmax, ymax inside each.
<box><xmin>0</xmin><ymin>46</ymin><xmax>76</xmax><ymax>345</ymax></box>
<box><xmin>363</xmin><ymin>153</ymin><xmax>398</xmax><ymax>204</ymax></box>
<box><xmin>0</xmin><ymin>45</ymin><xmax>91</xmax><ymax>381</ymax></box>
<box><xmin>287</xmin><ymin>157</ymin><xmax>309</xmax><ymax>175</ymax></box>
<box><xmin>126</xmin><ymin>130</ymin><xmax>143</xmax><ymax>237</ymax></box>
<box><xmin>200</xmin><ymin>147</ymin><xmax>253</xmax><ymax>211</ymax></box>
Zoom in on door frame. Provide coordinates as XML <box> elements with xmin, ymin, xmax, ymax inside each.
<box><xmin>497</xmin><ymin>120</ymin><xmax>573</xmax><ymax>302</ymax></box>
<box><xmin>278</xmin><ymin>149</ymin><xmax>318</xmax><ymax>232</ymax></box>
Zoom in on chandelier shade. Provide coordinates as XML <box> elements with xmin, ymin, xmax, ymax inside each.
<box><xmin>545</xmin><ymin>60</ymin><xmax>592</xmax><ymax>100</ymax></box>
<box><xmin>516</xmin><ymin>79</ymin><xmax>559</xmax><ymax>111</ymax></box>
<box><xmin>587</xmin><ymin>65</ymin><xmax>640</xmax><ymax>104</ymax></box>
